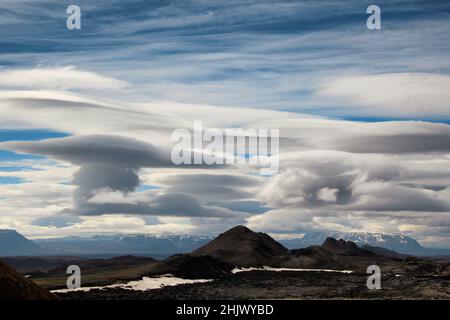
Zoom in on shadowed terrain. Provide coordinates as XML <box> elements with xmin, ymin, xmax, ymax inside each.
<box><xmin>0</xmin><ymin>260</ymin><xmax>55</xmax><ymax>300</ymax></box>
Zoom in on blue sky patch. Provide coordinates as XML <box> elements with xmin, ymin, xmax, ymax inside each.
<box><xmin>0</xmin><ymin>165</ymin><xmax>37</xmax><ymax>172</ymax></box>
<box><xmin>0</xmin><ymin>176</ymin><xmax>25</xmax><ymax>184</ymax></box>
<box><xmin>0</xmin><ymin>129</ymin><xmax>69</xmax><ymax>161</ymax></box>
<box><xmin>0</xmin><ymin>129</ymin><xmax>69</xmax><ymax>142</ymax></box>
<box><xmin>0</xmin><ymin>150</ymin><xmax>45</xmax><ymax>161</ymax></box>
<box><xmin>136</xmin><ymin>185</ymin><xmax>161</xmax><ymax>192</ymax></box>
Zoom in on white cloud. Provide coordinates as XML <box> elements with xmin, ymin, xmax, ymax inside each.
<box><xmin>0</xmin><ymin>67</ymin><xmax>129</xmax><ymax>91</ymax></box>
<box><xmin>317</xmin><ymin>187</ymin><xmax>338</xmax><ymax>203</ymax></box>
<box><xmin>0</xmin><ymin>70</ymin><xmax>450</xmax><ymax>243</ymax></box>
<box><xmin>21</xmin><ymin>215</ymin><xmax>196</xmax><ymax>239</ymax></box>
<box><xmin>317</xmin><ymin>73</ymin><xmax>450</xmax><ymax>117</ymax></box>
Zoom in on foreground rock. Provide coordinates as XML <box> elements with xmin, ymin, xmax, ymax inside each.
<box><xmin>148</xmin><ymin>254</ymin><xmax>233</xmax><ymax>279</ymax></box>
<box><xmin>0</xmin><ymin>260</ymin><xmax>55</xmax><ymax>300</ymax></box>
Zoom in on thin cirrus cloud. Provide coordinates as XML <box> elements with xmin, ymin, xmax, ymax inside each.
<box><xmin>1</xmin><ymin>1</ymin><xmax>450</xmax><ymax>114</ymax></box>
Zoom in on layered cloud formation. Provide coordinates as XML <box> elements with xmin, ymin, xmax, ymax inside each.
<box><xmin>1</xmin><ymin>88</ymin><xmax>450</xmax><ymax>246</ymax></box>
<box><xmin>1</xmin><ymin>0</ymin><xmax>450</xmax><ymax>247</ymax></box>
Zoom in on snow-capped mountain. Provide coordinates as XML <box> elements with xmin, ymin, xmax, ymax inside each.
<box><xmin>3</xmin><ymin>229</ymin><xmax>449</xmax><ymax>257</ymax></box>
<box><xmin>35</xmin><ymin>234</ymin><xmax>213</xmax><ymax>257</ymax></box>
<box><xmin>279</xmin><ymin>231</ymin><xmax>450</xmax><ymax>256</ymax></box>
<box><xmin>334</xmin><ymin>232</ymin><xmax>424</xmax><ymax>255</ymax></box>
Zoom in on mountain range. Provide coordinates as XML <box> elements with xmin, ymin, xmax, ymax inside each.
<box><xmin>185</xmin><ymin>227</ymin><xmax>449</xmax><ymax>276</ymax></box>
<box><xmin>1</xmin><ymin>225</ymin><xmax>449</xmax><ymax>298</ymax></box>
<box><xmin>0</xmin><ymin>230</ymin><xmax>44</xmax><ymax>256</ymax></box>
<box><xmin>1</xmin><ymin>228</ymin><xmax>449</xmax><ymax>257</ymax></box>
<box><xmin>34</xmin><ymin>234</ymin><xmax>211</xmax><ymax>257</ymax></box>
<box><xmin>279</xmin><ymin>232</ymin><xmax>450</xmax><ymax>256</ymax></box>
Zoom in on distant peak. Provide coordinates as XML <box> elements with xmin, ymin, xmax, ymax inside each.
<box><xmin>321</xmin><ymin>237</ymin><xmax>359</xmax><ymax>253</ymax></box>
<box><xmin>193</xmin><ymin>225</ymin><xmax>288</xmax><ymax>267</ymax></box>
<box><xmin>322</xmin><ymin>237</ymin><xmax>343</xmax><ymax>245</ymax></box>
<box><xmin>225</xmin><ymin>225</ymin><xmax>253</xmax><ymax>234</ymax></box>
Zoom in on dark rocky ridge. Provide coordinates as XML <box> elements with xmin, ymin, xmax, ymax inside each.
<box><xmin>321</xmin><ymin>237</ymin><xmax>373</xmax><ymax>255</ymax></box>
<box><xmin>361</xmin><ymin>245</ymin><xmax>409</xmax><ymax>259</ymax></box>
<box><xmin>191</xmin><ymin>226</ymin><xmax>402</xmax><ymax>272</ymax></box>
<box><xmin>154</xmin><ymin>254</ymin><xmax>233</xmax><ymax>279</ymax></box>
<box><xmin>0</xmin><ymin>260</ymin><xmax>55</xmax><ymax>300</ymax></box>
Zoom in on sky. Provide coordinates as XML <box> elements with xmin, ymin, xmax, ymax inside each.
<box><xmin>0</xmin><ymin>0</ymin><xmax>450</xmax><ymax>248</ymax></box>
